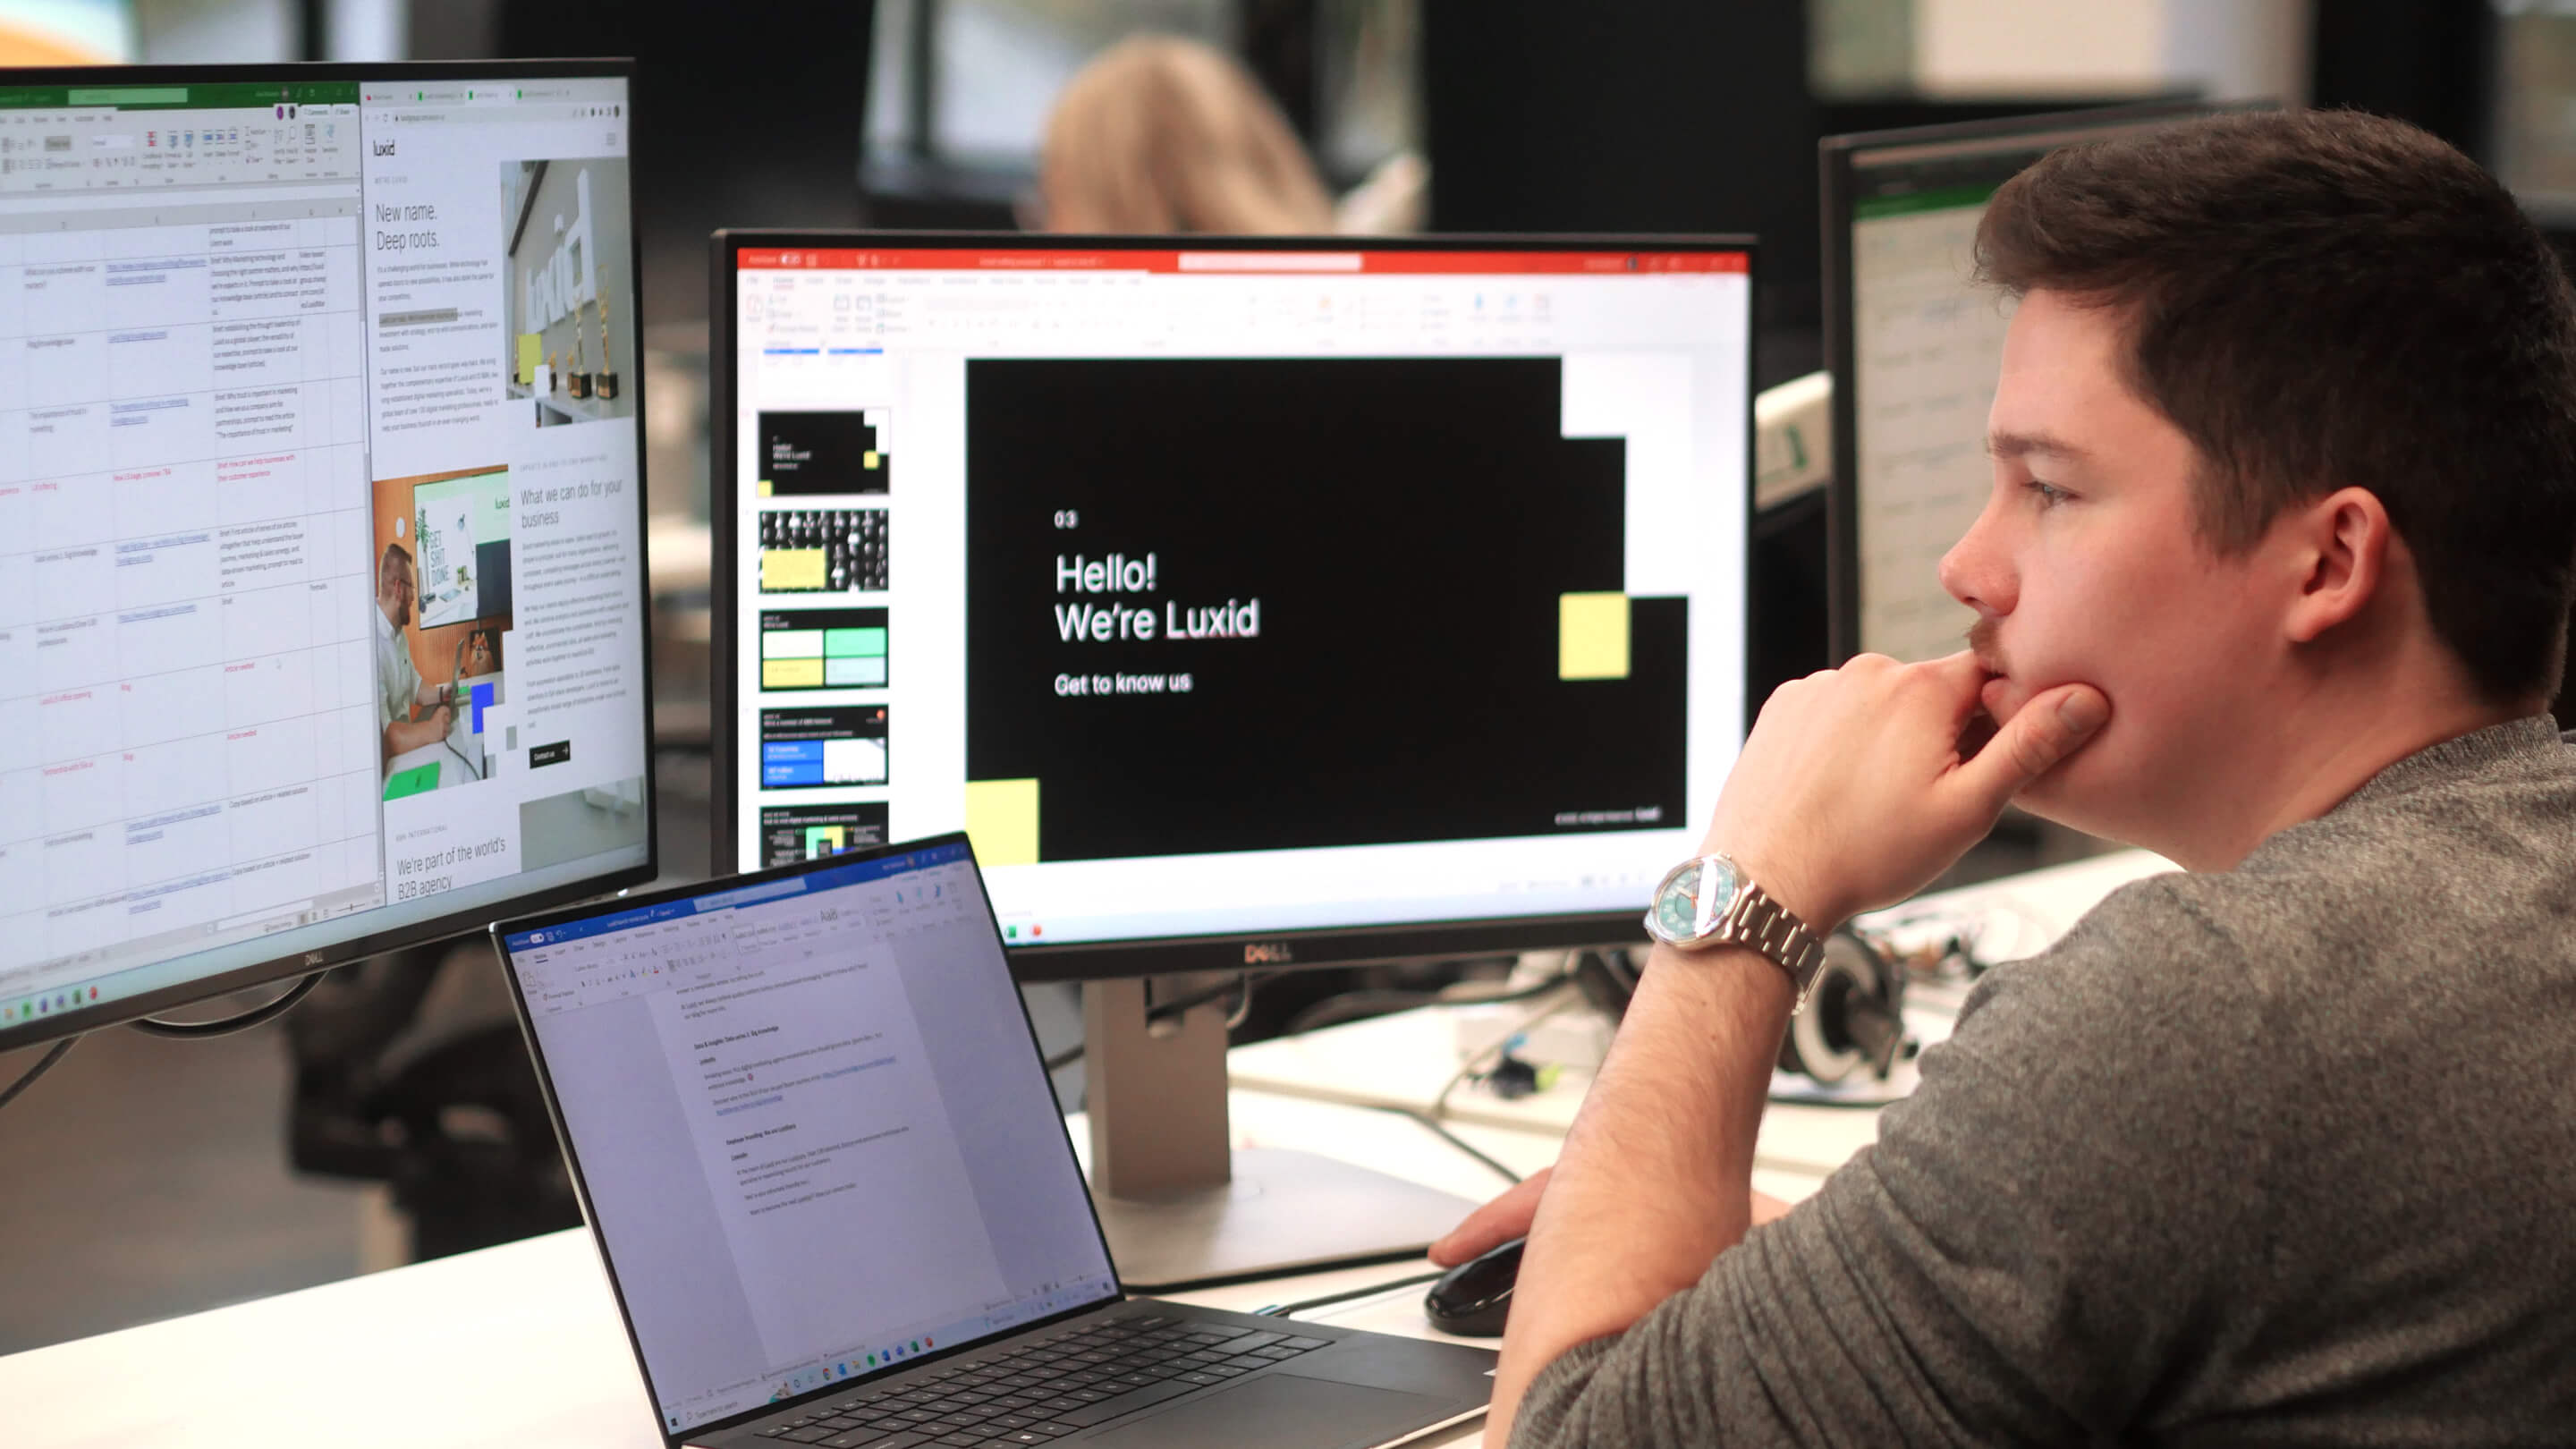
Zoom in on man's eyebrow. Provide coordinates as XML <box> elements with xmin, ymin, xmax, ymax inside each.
<box><xmin>1987</xmin><ymin>430</ymin><xmax>2090</xmax><ymax>462</ymax></box>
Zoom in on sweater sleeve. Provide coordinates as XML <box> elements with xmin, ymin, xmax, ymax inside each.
<box><xmin>1510</xmin><ymin>876</ymin><xmax>2274</xmax><ymax>1447</ymax></box>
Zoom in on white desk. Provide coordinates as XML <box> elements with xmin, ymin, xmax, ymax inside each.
<box><xmin>0</xmin><ymin>1092</ymin><xmax>1530</xmax><ymax>1449</ymax></box>
<box><xmin>0</xmin><ymin>851</ymin><xmax>2174</xmax><ymax>1448</ymax></box>
<box><xmin>1227</xmin><ymin>849</ymin><xmax>2178</xmax><ymax>1191</ymax></box>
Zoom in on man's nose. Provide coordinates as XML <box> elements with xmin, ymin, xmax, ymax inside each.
<box><xmin>1938</xmin><ymin>501</ymin><xmax>2014</xmax><ymax>618</ymax></box>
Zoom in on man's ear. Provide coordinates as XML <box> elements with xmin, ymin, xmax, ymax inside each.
<box><xmin>2281</xmin><ymin>486</ymin><xmax>2390</xmax><ymax>645</ymax></box>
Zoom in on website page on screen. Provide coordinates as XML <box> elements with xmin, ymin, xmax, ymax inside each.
<box><xmin>729</xmin><ymin>245</ymin><xmax>1750</xmax><ymax>945</ymax></box>
<box><xmin>0</xmin><ymin>75</ymin><xmax>648</xmax><ymax>1029</ymax></box>
<box><xmin>503</xmin><ymin>843</ymin><xmax>1117</xmax><ymax>1435</ymax></box>
<box><xmin>1849</xmin><ymin>145</ymin><xmax>2028</xmax><ymax>665</ymax></box>
<box><xmin>1847</xmin><ymin>119</ymin><xmax>2193</xmax><ymax>665</ymax></box>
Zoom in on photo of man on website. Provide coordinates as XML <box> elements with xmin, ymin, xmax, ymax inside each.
<box><xmin>373</xmin><ymin>465</ymin><xmax>513</xmax><ymax>798</ymax></box>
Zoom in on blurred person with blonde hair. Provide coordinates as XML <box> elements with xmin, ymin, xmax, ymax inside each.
<box><xmin>1037</xmin><ymin>34</ymin><xmax>1338</xmax><ymax>234</ymax></box>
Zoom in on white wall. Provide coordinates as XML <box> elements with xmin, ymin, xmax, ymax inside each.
<box><xmin>133</xmin><ymin>0</ymin><xmax>405</xmax><ymax>63</ymax></box>
<box><xmin>134</xmin><ymin>0</ymin><xmax>292</xmax><ymax>63</ymax></box>
<box><xmin>326</xmin><ymin>0</ymin><xmax>405</xmax><ymax>62</ymax></box>
<box><xmin>1911</xmin><ymin>0</ymin><xmax>2310</xmax><ymax>103</ymax></box>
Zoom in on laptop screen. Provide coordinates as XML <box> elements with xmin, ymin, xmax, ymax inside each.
<box><xmin>498</xmin><ymin>841</ymin><xmax>1118</xmax><ymax>1436</ymax></box>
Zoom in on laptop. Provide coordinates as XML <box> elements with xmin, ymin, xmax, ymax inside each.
<box><xmin>493</xmin><ymin>833</ymin><xmax>1498</xmax><ymax>1449</ymax></box>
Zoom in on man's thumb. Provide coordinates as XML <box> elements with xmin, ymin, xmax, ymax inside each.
<box><xmin>1966</xmin><ymin>683</ymin><xmax>2109</xmax><ymax>801</ymax></box>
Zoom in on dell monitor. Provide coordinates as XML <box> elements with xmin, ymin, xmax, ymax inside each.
<box><xmin>1823</xmin><ymin>103</ymin><xmax>2211</xmax><ymax>665</ymax></box>
<box><xmin>713</xmin><ymin>233</ymin><xmax>1753</xmax><ymax>1284</ymax></box>
<box><xmin>0</xmin><ymin>62</ymin><xmax>656</xmax><ymax>1054</ymax></box>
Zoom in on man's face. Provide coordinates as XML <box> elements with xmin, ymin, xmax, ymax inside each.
<box><xmin>1937</xmin><ymin>289</ymin><xmax>2285</xmax><ymax>843</ymax></box>
<box><xmin>379</xmin><ymin>561</ymin><xmax>414</xmax><ymax>628</ymax></box>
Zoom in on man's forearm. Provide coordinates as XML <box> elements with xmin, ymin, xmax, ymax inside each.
<box><xmin>1484</xmin><ymin>943</ymin><xmax>1793</xmax><ymax>1445</ymax></box>
<box><xmin>384</xmin><ymin>716</ymin><xmax>439</xmax><ymax>756</ymax></box>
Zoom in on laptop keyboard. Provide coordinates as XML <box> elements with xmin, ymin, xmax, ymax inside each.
<box><xmin>755</xmin><ymin>1314</ymin><xmax>1335</xmax><ymax>1447</ymax></box>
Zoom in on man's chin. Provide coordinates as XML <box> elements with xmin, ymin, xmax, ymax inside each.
<box><xmin>2009</xmin><ymin>746</ymin><xmax>2131</xmax><ymax>843</ymax></box>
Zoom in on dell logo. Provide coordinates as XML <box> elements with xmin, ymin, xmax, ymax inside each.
<box><xmin>303</xmin><ymin>951</ymin><xmax>325</xmax><ymax>966</ymax></box>
<box><xmin>372</xmin><ymin>140</ymin><xmax>395</xmax><ymax>157</ymax></box>
<box><xmin>1243</xmin><ymin>942</ymin><xmax>1294</xmax><ymax>966</ymax></box>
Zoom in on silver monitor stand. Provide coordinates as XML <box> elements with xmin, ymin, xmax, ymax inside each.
<box><xmin>1081</xmin><ymin>977</ymin><xmax>1479</xmax><ymax>1291</ymax></box>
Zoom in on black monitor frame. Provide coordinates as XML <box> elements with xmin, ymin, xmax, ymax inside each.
<box><xmin>709</xmin><ymin>229</ymin><xmax>1758</xmax><ymax>985</ymax></box>
<box><xmin>0</xmin><ymin>59</ymin><xmax>659</xmax><ymax>1054</ymax></box>
<box><xmin>1821</xmin><ymin>101</ymin><xmax>2214</xmax><ymax>665</ymax></box>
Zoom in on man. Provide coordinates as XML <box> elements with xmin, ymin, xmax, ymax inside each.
<box><xmin>375</xmin><ymin>541</ymin><xmax>453</xmax><ymax>764</ymax></box>
<box><xmin>1453</xmin><ymin>109</ymin><xmax>2576</xmax><ymax>1445</ymax></box>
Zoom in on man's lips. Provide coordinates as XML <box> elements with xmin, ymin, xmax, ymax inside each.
<box><xmin>1979</xmin><ymin>672</ymin><xmax>2019</xmax><ymax>721</ymax></box>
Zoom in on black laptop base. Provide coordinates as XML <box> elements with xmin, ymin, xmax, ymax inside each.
<box><xmin>706</xmin><ymin>1300</ymin><xmax>1494</xmax><ymax>1449</ymax></box>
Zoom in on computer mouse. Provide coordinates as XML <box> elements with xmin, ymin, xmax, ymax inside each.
<box><xmin>1423</xmin><ymin>1235</ymin><xmax>1523</xmax><ymax>1338</ymax></box>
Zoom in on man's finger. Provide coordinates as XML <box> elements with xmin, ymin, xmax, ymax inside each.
<box><xmin>1924</xmin><ymin>648</ymin><xmax>1997</xmax><ymax>724</ymax></box>
<box><xmin>1957</xmin><ymin>682</ymin><xmax>2108</xmax><ymax>805</ymax></box>
<box><xmin>1428</xmin><ymin>1166</ymin><xmax>1550</xmax><ymax>1267</ymax></box>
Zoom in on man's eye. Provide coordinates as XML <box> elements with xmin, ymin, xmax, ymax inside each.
<box><xmin>2025</xmin><ymin>479</ymin><xmax>2070</xmax><ymax>508</ymax></box>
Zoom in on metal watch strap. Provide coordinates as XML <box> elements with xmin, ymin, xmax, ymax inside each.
<box><xmin>1716</xmin><ymin>880</ymin><xmax>1826</xmax><ymax>1006</ymax></box>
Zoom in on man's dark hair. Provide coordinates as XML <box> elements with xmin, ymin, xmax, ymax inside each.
<box><xmin>1977</xmin><ymin>107</ymin><xmax>2576</xmax><ymax>705</ymax></box>
<box><xmin>379</xmin><ymin>540</ymin><xmax>413</xmax><ymax>581</ymax></box>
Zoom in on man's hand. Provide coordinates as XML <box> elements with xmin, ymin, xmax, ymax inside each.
<box><xmin>1430</xmin><ymin>1167</ymin><xmax>1790</xmax><ymax>1268</ymax></box>
<box><xmin>1431</xmin><ymin>1167</ymin><xmax>1550</xmax><ymax>1267</ymax></box>
<box><xmin>1706</xmin><ymin>651</ymin><xmax>2108</xmax><ymax>931</ymax></box>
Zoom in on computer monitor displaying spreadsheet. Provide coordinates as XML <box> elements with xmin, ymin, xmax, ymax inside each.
<box><xmin>712</xmin><ymin>234</ymin><xmax>1754</xmax><ymax>975</ymax></box>
<box><xmin>1823</xmin><ymin>104</ymin><xmax>2210</xmax><ymax>664</ymax></box>
<box><xmin>0</xmin><ymin>64</ymin><xmax>655</xmax><ymax>1051</ymax></box>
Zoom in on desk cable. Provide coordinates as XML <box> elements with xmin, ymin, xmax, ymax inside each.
<box><xmin>443</xmin><ymin>735</ymin><xmax>486</xmax><ymax>782</ymax></box>
<box><xmin>0</xmin><ymin>1036</ymin><xmax>80</xmax><ymax>1114</ymax></box>
<box><xmin>0</xmin><ymin>967</ymin><xmax>329</xmax><ymax>1114</ymax></box>
<box><xmin>1252</xmin><ymin>1269</ymin><xmax>1447</xmax><ymax>1319</ymax></box>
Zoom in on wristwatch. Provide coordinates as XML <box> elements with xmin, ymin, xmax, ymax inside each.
<box><xmin>1642</xmin><ymin>853</ymin><xmax>1826</xmax><ymax>1007</ymax></box>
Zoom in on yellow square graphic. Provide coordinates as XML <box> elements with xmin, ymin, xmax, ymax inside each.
<box><xmin>514</xmin><ymin>333</ymin><xmax>540</xmax><ymax>385</ymax></box>
<box><xmin>758</xmin><ymin>479</ymin><xmax>774</xmax><ymax>496</ymax></box>
<box><xmin>760</xmin><ymin>548</ymin><xmax>826</xmax><ymax>591</ymax></box>
<box><xmin>864</xmin><ymin>450</ymin><xmax>881</xmax><ymax>470</ymax></box>
<box><xmin>965</xmin><ymin>779</ymin><xmax>1040</xmax><ymax>868</ymax></box>
<box><xmin>762</xmin><ymin>657</ymin><xmax>826</xmax><ymax>689</ymax></box>
<box><xmin>1558</xmin><ymin>592</ymin><xmax>1631</xmax><ymax>680</ymax></box>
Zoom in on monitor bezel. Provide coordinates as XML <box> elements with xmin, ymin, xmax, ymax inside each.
<box><xmin>0</xmin><ymin>58</ymin><xmax>660</xmax><ymax>1053</ymax></box>
<box><xmin>710</xmin><ymin>228</ymin><xmax>1757</xmax><ymax>979</ymax></box>
<box><xmin>490</xmin><ymin>829</ymin><xmax>1127</xmax><ymax>1447</ymax></box>
<box><xmin>1820</xmin><ymin>100</ymin><xmax>2217</xmax><ymax>665</ymax></box>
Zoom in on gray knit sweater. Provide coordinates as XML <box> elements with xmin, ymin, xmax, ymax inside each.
<box><xmin>1514</xmin><ymin>716</ymin><xmax>2576</xmax><ymax>1446</ymax></box>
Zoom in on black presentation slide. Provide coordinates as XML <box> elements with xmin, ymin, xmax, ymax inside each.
<box><xmin>965</xmin><ymin>356</ymin><xmax>1690</xmax><ymax>864</ymax></box>
<box><xmin>758</xmin><ymin>801</ymin><xmax>893</xmax><ymax>867</ymax></box>
<box><xmin>761</xmin><ymin>411</ymin><xmax>890</xmax><ymax>495</ymax></box>
<box><xmin>759</xmin><ymin>706</ymin><xmax>890</xmax><ymax>789</ymax></box>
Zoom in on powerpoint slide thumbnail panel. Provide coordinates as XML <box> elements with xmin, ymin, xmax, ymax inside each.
<box><xmin>761</xmin><ymin>706</ymin><xmax>890</xmax><ymax>789</ymax></box>
<box><xmin>761</xmin><ymin>802</ymin><xmax>893</xmax><ymax>867</ymax></box>
<box><xmin>759</xmin><ymin>508</ymin><xmax>888</xmax><ymax>593</ymax></box>
<box><xmin>963</xmin><ymin>356</ymin><xmax>1687</xmax><ymax>865</ymax></box>
<box><xmin>760</xmin><ymin>410</ymin><xmax>891</xmax><ymax>496</ymax></box>
<box><xmin>759</xmin><ymin>607</ymin><xmax>888</xmax><ymax>691</ymax></box>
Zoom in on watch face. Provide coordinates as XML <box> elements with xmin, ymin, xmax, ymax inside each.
<box><xmin>1653</xmin><ymin>856</ymin><xmax>1739</xmax><ymax>942</ymax></box>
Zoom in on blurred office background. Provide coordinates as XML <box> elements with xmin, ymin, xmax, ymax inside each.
<box><xmin>0</xmin><ymin>0</ymin><xmax>2562</xmax><ymax>1354</ymax></box>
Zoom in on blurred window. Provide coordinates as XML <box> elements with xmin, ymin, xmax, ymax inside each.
<box><xmin>867</xmin><ymin>0</ymin><xmax>1418</xmax><ymax>185</ymax></box>
<box><xmin>2491</xmin><ymin>1</ymin><xmax>2576</xmax><ymax>225</ymax></box>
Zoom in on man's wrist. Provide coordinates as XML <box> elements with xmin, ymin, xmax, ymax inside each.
<box><xmin>1697</xmin><ymin>839</ymin><xmax>1845</xmax><ymax>936</ymax></box>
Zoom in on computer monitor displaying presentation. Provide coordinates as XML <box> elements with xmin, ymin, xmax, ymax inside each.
<box><xmin>714</xmin><ymin>234</ymin><xmax>1752</xmax><ymax>956</ymax></box>
<box><xmin>1823</xmin><ymin>103</ymin><xmax>2208</xmax><ymax>664</ymax></box>
<box><xmin>0</xmin><ymin>63</ymin><xmax>656</xmax><ymax>1054</ymax></box>
<box><xmin>713</xmin><ymin>232</ymin><xmax>1753</xmax><ymax>1283</ymax></box>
